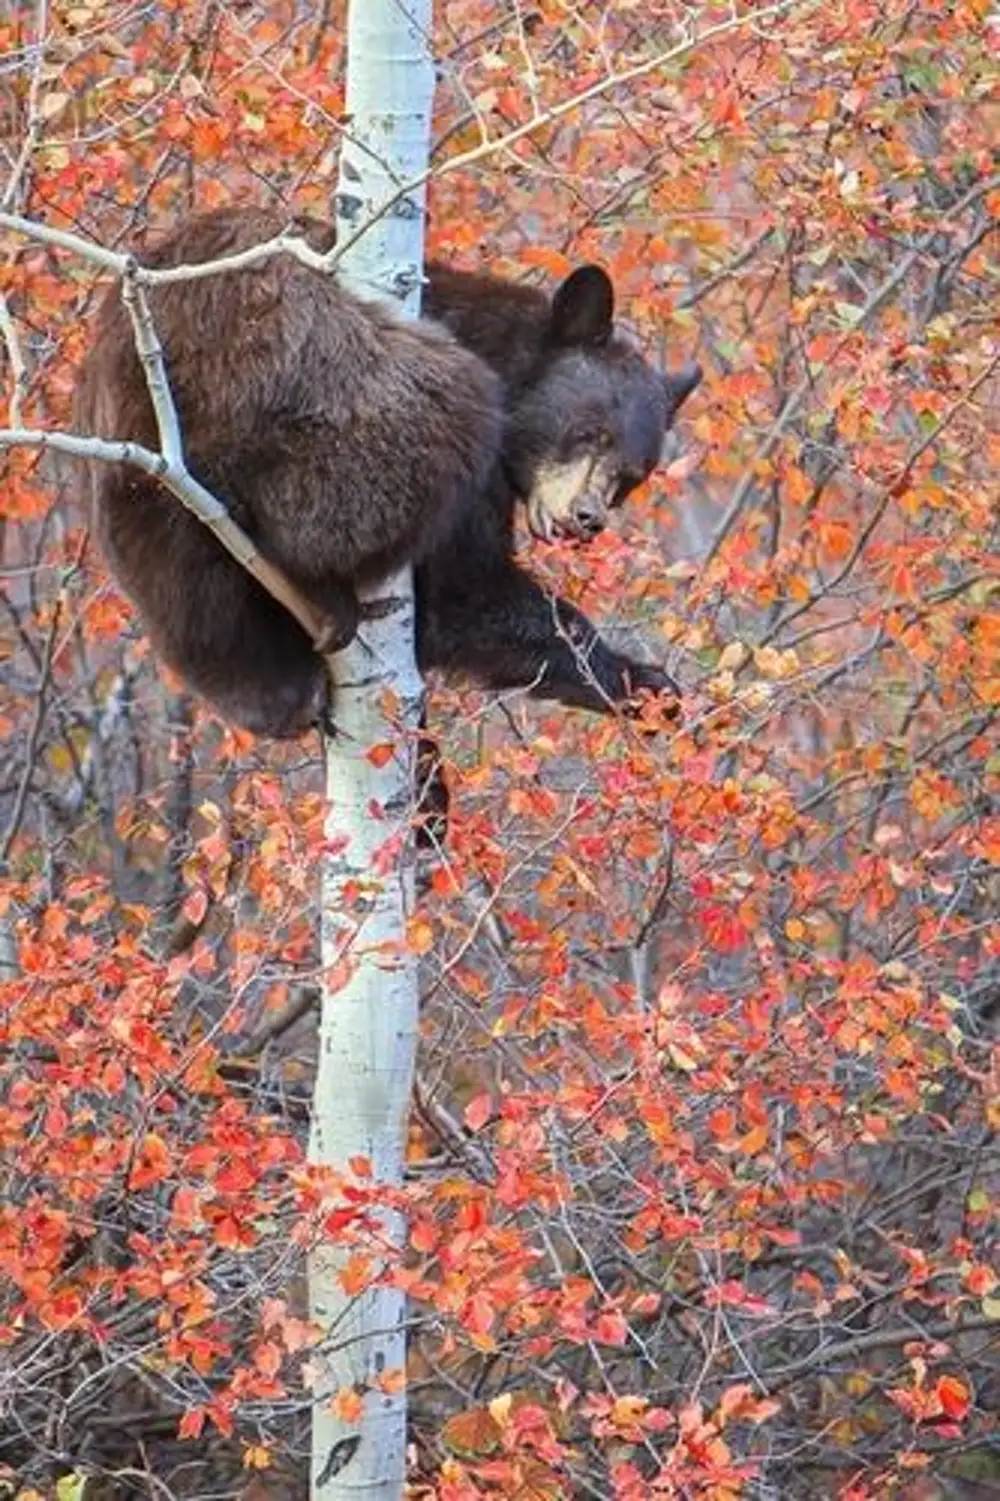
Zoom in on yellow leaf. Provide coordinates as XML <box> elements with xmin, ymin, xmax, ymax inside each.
<box><xmin>743</xmin><ymin>683</ymin><xmax>772</xmax><ymax>710</ymax></box>
<box><xmin>565</xmin><ymin>856</ymin><xmax>599</xmax><ymax>897</ymax></box>
<box><xmin>48</xmin><ymin>743</ymin><xmax>75</xmax><ymax>773</ymax></box>
<box><xmin>708</xmin><ymin>670</ymin><xmax>736</xmax><ymax>701</ymax></box>
<box><xmin>488</xmin><ymin>1392</ymin><xmax>513</xmax><ymax>1427</ymax></box>
<box><xmin>754</xmin><ymin>645</ymin><xmax>785</xmax><ymax>679</ymax></box>
<box><xmin>718</xmin><ymin>641</ymin><xmax>748</xmax><ymax>672</ymax></box>
<box><xmin>610</xmin><ymin>1394</ymin><xmax>648</xmax><ymax>1427</ymax></box>
<box><xmin>830</xmin><ymin>1417</ymin><xmax>859</xmax><ymax>1446</ymax></box>
<box><xmin>667</xmin><ymin>1042</ymin><xmax>699</xmax><ymax>1073</ymax></box>
<box><xmin>40</xmin><ymin>92</ymin><xmax>70</xmax><ymax>121</ymax></box>
<box><xmin>406</xmin><ymin>916</ymin><xmax>434</xmax><ymax>955</ymax></box>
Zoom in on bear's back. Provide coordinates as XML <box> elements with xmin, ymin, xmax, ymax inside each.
<box><xmin>80</xmin><ymin>207</ymin><xmax>397</xmax><ymax>467</ymax></box>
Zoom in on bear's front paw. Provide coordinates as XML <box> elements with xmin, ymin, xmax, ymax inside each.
<box><xmin>621</xmin><ymin>662</ymin><xmax>682</xmax><ymax>724</ymax></box>
<box><xmin>313</xmin><ymin>616</ymin><xmax>356</xmax><ymax>655</ymax></box>
<box><xmin>309</xmin><ymin>695</ymin><xmax>340</xmax><ymax>741</ymax></box>
<box><xmin>312</xmin><ymin>588</ymin><xmax>360</xmax><ymax>656</ymax></box>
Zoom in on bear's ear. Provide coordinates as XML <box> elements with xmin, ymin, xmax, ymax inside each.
<box><xmin>550</xmin><ymin>265</ymin><xmax>615</xmax><ymax>348</ymax></box>
<box><xmin>663</xmin><ymin>360</ymin><xmax>703</xmax><ymax>415</ymax></box>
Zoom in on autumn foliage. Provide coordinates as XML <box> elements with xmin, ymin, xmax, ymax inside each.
<box><xmin>1</xmin><ymin>0</ymin><xmax>998</xmax><ymax>1497</ymax></box>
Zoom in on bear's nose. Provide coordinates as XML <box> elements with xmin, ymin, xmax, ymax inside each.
<box><xmin>573</xmin><ymin>499</ymin><xmax>605</xmax><ymax>536</ymax></box>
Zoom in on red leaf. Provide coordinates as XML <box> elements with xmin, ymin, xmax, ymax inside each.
<box><xmin>593</xmin><ymin>1308</ymin><xmax>628</xmax><ymax>1346</ymax></box>
<box><xmin>178</xmin><ymin>1407</ymin><xmax>206</xmax><ymax>1441</ymax></box>
<box><xmin>463</xmin><ymin>1093</ymin><xmax>492</xmax><ymax>1133</ymax></box>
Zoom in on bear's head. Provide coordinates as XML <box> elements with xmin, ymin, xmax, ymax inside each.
<box><xmin>506</xmin><ymin>265</ymin><xmax>701</xmax><ymax>543</ymax></box>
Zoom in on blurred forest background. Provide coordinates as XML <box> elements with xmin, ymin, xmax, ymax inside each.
<box><xmin>0</xmin><ymin>0</ymin><xmax>997</xmax><ymax>1496</ymax></box>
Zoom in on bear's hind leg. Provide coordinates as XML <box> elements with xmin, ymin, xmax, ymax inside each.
<box><xmin>146</xmin><ymin>558</ymin><xmax>328</xmax><ymax>740</ymax></box>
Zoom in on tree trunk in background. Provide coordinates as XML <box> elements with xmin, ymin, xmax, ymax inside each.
<box><xmin>307</xmin><ymin>3</ymin><xmax>434</xmax><ymax>1498</ymax></box>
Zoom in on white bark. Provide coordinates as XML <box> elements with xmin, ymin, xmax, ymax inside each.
<box><xmin>307</xmin><ymin>3</ymin><xmax>434</xmax><ymax>1498</ymax></box>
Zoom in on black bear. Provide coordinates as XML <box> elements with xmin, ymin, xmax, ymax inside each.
<box><xmin>74</xmin><ymin>206</ymin><xmax>701</xmax><ymax>742</ymax></box>
<box><xmin>74</xmin><ymin>207</ymin><xmax>503</xmax><ymax>739</ymax></box>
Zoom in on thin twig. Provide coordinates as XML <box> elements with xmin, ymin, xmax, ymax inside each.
<box><xmin>0</xmin><ymin>552</ymin><xmax>78</xmax><ymax>867</ymax></box>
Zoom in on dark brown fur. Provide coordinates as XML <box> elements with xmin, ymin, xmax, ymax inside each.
<box><xmin>75</xmin><ymin>207</ymin><xmax>502</xmax><ymax>737</ymax></box>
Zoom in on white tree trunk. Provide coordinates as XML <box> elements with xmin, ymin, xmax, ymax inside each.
<box><xmin>307</xmin><ymin>3</ymin><xmax>434</xmax><ymax>1498</ymax></box>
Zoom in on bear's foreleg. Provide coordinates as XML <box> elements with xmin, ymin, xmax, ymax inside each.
<box><xmin>417</xmin><ymin>560</ymin><xmax>680</xmax><ymax>718</ymax></box>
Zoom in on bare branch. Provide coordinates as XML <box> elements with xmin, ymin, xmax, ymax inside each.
<box><xmin>0</xmin><ymin>292</ymin><xmax>28</xmax><ymax>429</ymax></box>
<box><xmin>119</xmin><ymin>259</ymin><xmax>185</xmax><ymax>465</ymax></box>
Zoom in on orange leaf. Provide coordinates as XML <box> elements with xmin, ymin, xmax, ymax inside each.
<box><xmin>935</xmin><ymin>1375</ymin><xmax>970</xmax><ymax>1422</ymax></box>
<box><xmin>738</xmin><ymin>1121</ymin><xmax>769</xmax><ymax>1157</ymax></box>
<box><xmin>463</xmin><ymin>1292</ymin><xmax>496</xmax><ymax>1337</ymax></box>
<box><xmin>332</xmin><ymin>1386</ymin><xmax>364</xmax><ymax>1425</ymax></box>
<box><xmin>593</xmin><ymin>1308</ymin><xmax>628</xmax><ymax>1346</ymax></box>
<box><xmin>129</xmin><ymin>1132</ymin><xmax>171</xmax><ymax>1190</ymax></box>
<box><xmin>410</xmin><ymin>1218</ymin><xmax>437</xmax><ymax>1254</ymax></box>
<box><xmin>253</xmin><ymin>1340</ymin><xmax>282</xmax><ymax>1379</ymax></box>
<box><xmin>338</xmin><ymin>1255</ymin><xmax>373</xmax><ymax>1295</ymax></box>
<box><xmin>717</xmin><ymin>1384</ymin><xmax>782</xmax><ymax>1427</ymax></box>
<box><xmin>441</xmin><ymin>1405</ymin><xmax>503</xmax><ymax>1458</ymax></box>
<box><xmin>406</xmin><ymin>916</ymin><xmax>434</xmax><ymax>955</ymax></box>
<box><xmin>181</xmin><ymin>888</ymin><xmax>208</xmax><ymax>929</ymax></box>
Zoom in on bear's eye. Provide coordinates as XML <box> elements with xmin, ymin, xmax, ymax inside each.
<box><xmin>573</xmin><ymin>428</ymin><xmax>612</xmax><ymax>451</ymax></box>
